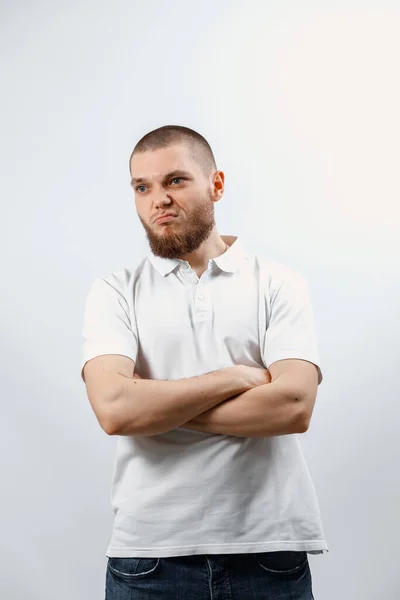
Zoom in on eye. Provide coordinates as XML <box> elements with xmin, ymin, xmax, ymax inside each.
<box><xmin>135</xmin><ymin>177</ymin><xmax>186</xmax><ymax>193</ymax></box>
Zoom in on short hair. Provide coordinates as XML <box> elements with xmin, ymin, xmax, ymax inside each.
<box><xmin>129</xmin><ymin>125</ymin><xmax>217</xmax><ymax>179</ymax></box>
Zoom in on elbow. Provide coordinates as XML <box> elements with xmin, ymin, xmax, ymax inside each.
<box><xmin>98</xmin><ymin>394</ymin><xmax>157</xmax><ymax>436</ymax></box>
<box><xmin>99</xmin><ymin>404</ymin><xmax>123</xmax><ymax>436</ymax></box>
<box><xmin>104</xmin><ymin>422</ymin><xmax>119</xmax><ymax>436</ymax></box>
<box><xmin>290</xmin><ymin>391</ymin><xmax>313</xmax><ymax>434</ymax></box>
<box><xmin>295</xmin><ymin>410</ymin><xmax>311</xmax><ymax>433</ymax></box>
<box><xmin>100</xmin><ymin>414</ymin><xmax>119</xmax><ymax>436</ymax></box>
<box><xmin>101</xmin><ymin>411</ymin><xmax>150</xmax><ymax>437</ymax></box>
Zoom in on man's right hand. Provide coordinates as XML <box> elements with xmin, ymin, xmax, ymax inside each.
<box><xmin>231</xmin><ymin>364</ymin><xmax>272</xmax><ymax>391</ymax></box>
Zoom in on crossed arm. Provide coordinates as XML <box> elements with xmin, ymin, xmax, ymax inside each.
<box><xmin>181</xmin><ymin>380</ymin><xmax>304</xmax><ymax>438</ymax></box>
<box><xmin>180</xmin><ymin>359</ymin><xmax>318</xmax><ymax>438</ymax></box>
<box><xmin>131</xmin><ymin>360</ymin><xmax>317</xmax><ymax>438</ymax></box>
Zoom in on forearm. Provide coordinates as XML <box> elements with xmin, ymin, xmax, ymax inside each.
<box><xmin>181</xmin><ymin>381</ymin><xmax>302</xmax><ymax>438</ymax></box>
<box><xmin>112</xmin><ymin>367</ymin><xmax>250</xmax><ymax>436</ymax></box>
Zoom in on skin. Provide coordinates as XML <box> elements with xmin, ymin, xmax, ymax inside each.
<box><xmin>129</xmin><ymin>143</ymin><xmax>228</xmax><ymax>276</ymax></box>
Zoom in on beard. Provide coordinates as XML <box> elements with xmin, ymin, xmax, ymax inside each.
<box><xmin>138</xmin><ymin>190</ymin><xmax>216</xmax><ymax>260</ymax></box>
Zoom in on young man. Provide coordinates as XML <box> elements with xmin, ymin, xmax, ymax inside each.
<box><xmin>81</xmin><ymin>124</ymin><xmax>326</xmax><ymax>599</ymax></box>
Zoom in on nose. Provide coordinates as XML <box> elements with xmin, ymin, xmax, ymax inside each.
<box><xmin>153</xmin><ymin>195</ymin><xmax>173</xmax><ymax>209</ymax></box>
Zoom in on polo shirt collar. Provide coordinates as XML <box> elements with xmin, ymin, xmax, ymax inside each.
<box><xmin>147</xmin><ymin>235</ymin><xmax>246</xmax><ymax>277</ymax></box>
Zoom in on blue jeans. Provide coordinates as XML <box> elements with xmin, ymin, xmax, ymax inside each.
<box><xmin>105</xmin><ymin>551</ymin><xmax>315</xmax><ymax>599</ymax></box>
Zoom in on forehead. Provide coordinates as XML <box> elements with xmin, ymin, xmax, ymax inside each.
<box><xmin>130</xmin><ymin>143</ymin><xmax>200</xmax><ymax>182</ymax></box>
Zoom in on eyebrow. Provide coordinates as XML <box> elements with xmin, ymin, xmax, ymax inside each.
<box><xmin>130</xmin><ymin>169</ymin><xmax>193</xmax><ymax>186</ymax></box>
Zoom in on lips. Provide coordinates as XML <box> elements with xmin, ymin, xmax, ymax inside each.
<box><xmin>154</xmin><ymin>214</ymin><xmax>178</xmax><ymax>224</ymax></box>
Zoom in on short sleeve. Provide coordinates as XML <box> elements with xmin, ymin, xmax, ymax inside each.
<box><xmin>262</xmin><ymin>267</ymin><xmax>323</xmax><ymax>385</ymax></box>
<box><xmin>80</xmin><ymin>276</ymin><xmax>138</xmax><ymax>382</ymax></box>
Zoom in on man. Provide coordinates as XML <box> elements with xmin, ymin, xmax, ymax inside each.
<box><xmin>81</xmin><ymin>124</ymin><xmax>326</xmax><ymax>599</ymax></box>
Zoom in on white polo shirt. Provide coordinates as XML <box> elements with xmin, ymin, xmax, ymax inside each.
<box><xmin>81</xmin><ymin>235</ymin><xmax>328</xmax><ymax>558</ymax></box>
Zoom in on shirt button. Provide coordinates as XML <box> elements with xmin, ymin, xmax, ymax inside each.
<box><xmin>198</xmin><ymin>294</ymin><xmax>205</xmax><ymax>300</ymax></box>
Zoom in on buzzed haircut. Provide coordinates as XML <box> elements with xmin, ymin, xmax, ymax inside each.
<box><xmin>129</xmin><ymin>125</ymin><xmax>217</xmax><ymax>179</ymax></box>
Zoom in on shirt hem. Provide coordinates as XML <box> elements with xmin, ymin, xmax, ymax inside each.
<box><xmin>106</xmin><ymin>540</ymin><xmax>329</xmax><ymax>558</ymax></box>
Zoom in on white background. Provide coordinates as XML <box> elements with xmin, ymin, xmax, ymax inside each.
<box><xmin>1</xmin><ymin>1</ymin><xmax>399</xmax><ymax>598</ymax></box>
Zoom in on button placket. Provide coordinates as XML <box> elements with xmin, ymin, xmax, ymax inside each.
<box><xmin>194</xmin><ymin>281</ymin><xmax>211</xmax><ymax>319</ymax></box>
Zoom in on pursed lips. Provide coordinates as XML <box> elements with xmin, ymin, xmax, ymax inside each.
<box><xmin>154</xmin><ymin>213</ymin><xmax>178</xmax><ymax>224</ymax></box>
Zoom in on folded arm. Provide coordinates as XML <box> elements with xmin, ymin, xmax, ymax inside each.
<box><xmin>181</xmin><ymin>380</ymin><xmax>304</xmax><ymax>438</ymax></box>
